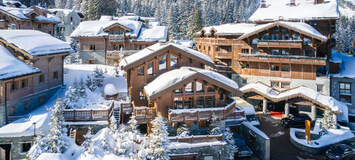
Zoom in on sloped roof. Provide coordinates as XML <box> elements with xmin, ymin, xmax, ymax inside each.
<box><xmin>241</xmin><ymin>82</ymin><xmax>348</xmax><ymax>121</ymax></box>
<box><xmin>249</xmin><ymin>0</ymin><xmax>339</xmax><ymax>22</ymax></box>
<box><xmin>144</xmin><ymin>67</ymin><xmax>241</xmax><ymax>100</ymax></box>
<box><xmin>0</xmin><ymin>30</ymin><xmax>73</xmax><ymax>57</ymax></box>
<box><xmin>197</xmin><ymin>23</ymin><xmax>258</xmax><ymax>36</ymax></box>
<box><xmin>135</xmin><ymin>26</ymin><xmax>168</xmax><ymax>42</ymax></box>
<box><xmin>238</xmin><ymin>21</ymin><xmax>328</xmax><ymax>42</ymax></box>
<box><xmin>0</xmin><ymin>6</ymin><xmax>60</xmax><ymax>23</ymax></box>
<box><xmin>120</xmin><ymin>42</ymin><xmax>214</xmax><ymax>70</ymax></box>
<box><xmin>0</xmin><ymin>45</ymin><xmax>40</xmax><ymax>80</ymax></box>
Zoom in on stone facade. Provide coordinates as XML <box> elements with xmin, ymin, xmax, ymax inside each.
<box><xmin>50</xmin><ymin>9</ymin><xmax>83</xmax><ymax>40</ymax></box>
<box><xmin>0</xmin><ymin>135</ymin><xmax>35</xmax><ymax>160</ymax></box>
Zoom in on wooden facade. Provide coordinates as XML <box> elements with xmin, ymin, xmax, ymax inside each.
<box><xmin>194</xmin><ymin>21</ymin><xmax>332</xmax><ymax>83</ymax></box>
<box><xmin>0</xmin><ymin>6</ymin><xmax>58</xmax><ymax>35</ymax></box>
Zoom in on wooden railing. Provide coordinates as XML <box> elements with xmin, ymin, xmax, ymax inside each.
<box><xmin>257</xmin><ymin>40</ymin><xmax>302</xmax><ymax>48</ymax></box>
<box><xmin>108</xmin><ymin>35</ymin><xmax>125</xmax><ymax>42</ymax></box>
<box><xmin>63</xmin><ymin>102</ymin><xmax>114</xmax><ymax>122</ymax></box>
<box><xmin>169</xmin><ymin>134</ymin><xmax>224</xmax><ymax>143</ymax></box>
<box><xmin>238</xmin><ymin>54</ymin><xmax>326</xmax><ymax>65</ymax></box>
<box><xmin>168</xmin><ymin>100</ymin><xmax>243</xmax><ymax>123</ymax></box>
<box><xmin>121</xmin><ymin>102</ymin><xmax>133</xmax><ymax>114</ymax></box>
<box><xmin>132</xmin><ymin>102</ymin><xmax>156</xmax><ymax>124</ymax></box>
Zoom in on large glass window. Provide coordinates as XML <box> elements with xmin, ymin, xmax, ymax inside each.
<box><xmin>170</xmin><ymin>55</ymin><xmax>178</xmax><ymax>68</ymax></box>
<box><xmin>339</xmin><ymin>82</ymin><xmax>351</xmax><ymax>103</ymax></box>
<box><xmin>147</xmin><ymin>62</ymin><xmax>153</xmax><ymax>75</ymax></box>
<box><xmin>196</xmin><ymin>96</ymin><xmax>204</xmax><ymax>108</ymax></box>
<box><xmin>271</xmin><ymin>65</ymin><xmax>280</xmax><ymax>71</ymax></box>
<box><xmin>185</xmin><ymin>83</ymin><xmax>193</xmax><ymax>94</ymax></box>
<box><xmin>196</xmin><ymin>81</ymin><xmax>204</xmax><ymax>93</ymax></box>
<box><xmin>183</xmin><ymin>97</ymin><xmax>193</xmax><ymax>109</ymax></box>
<box><xmin>138</xmin><ymin>65</ymin><xmax>144</xmax><ymax>76</ymax></box>
<box><xmin>159</xmin><ymin>55</ymin><xmax>167</xmax><ymax>71</ymax></box>
<box><xmin>174</xmin><ymin>97</ymin><xmax>183</xmax><ymax>109</ymax></box>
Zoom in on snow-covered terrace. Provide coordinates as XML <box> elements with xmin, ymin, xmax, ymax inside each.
<box><xmin>241</xmin><ymin>82</ymin><xmax>348</xmax><ymax>122</ymax></box>
<box><xmin>330</xmin><ymin>50</ymin><xmax>355</xmax><ymax>79</ymax></box>
<box><xmin>248</xmin><ymin>0</ymin><xmax>339</xmax><ymax>22</ymax></box>
<box><xmin>0</xmin><ymin>30</ymin><xmax>73</xmax><ymax>56</ymax></box>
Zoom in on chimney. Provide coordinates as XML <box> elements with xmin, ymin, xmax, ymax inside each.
<box><xmin>290</xmin><ymin>0</ymin><xmax>296</xmax><ymax>6</ymax></box>
<box><xmin>261</xmin><ymin>0</ymin><xmax>267</xmax><ymax>8</ymax></box>
<box><xmin>314</xmin><ymin>0</ymin><xmax>324</xmax><ymax>4</ymax></box>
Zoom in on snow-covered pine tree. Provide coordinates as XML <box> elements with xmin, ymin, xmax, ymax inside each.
<box><xmin>47</xmin><ymin>98</ymin><xmax>68</xmax><ymax>153</ymax></box>
<box><xmin>79</xmin><ymin>78</ymin><xmax>87</xmax><ymax>98</ymax></box>
<box><xmin>93</xmin><ymin>67</ymin><xmax>104</xmax><ymax>88</ymax></box>
<box><xmin>86</xmin><ymin>75</ymin><xmax>96</xmax><ymax>91</ymax></box>
<box><xmin>209</xmin><ymin>114</ymin><xmax>224</xmax><ymax>135</ymax></box>
<box><xmin>80</xmin><ymin>0</ymin><xmax>89</xmax><ymax>20</ymax></box>
<box><xmin>167</xmin><ymin>3</ymin><xmax>179</xmax><ymax>40</ymax></box>
<box><xmin>116</xmin><ymin>115</ymin><xmax>143</xmax><ymax>158</ymax></box>
<box><xmin>64</xmin><ymin>86</ymin><xmax>79</xmax><ymax>109</ymax></box>
<box><xmin>109</xmin><ymin>115</ymin><xmax>118</xmax><ymax>132</ymax></box>
<box><xmin>322</xmin><ymin>107</ymin><xmax>336</xmax><ymax>129</ymax></box>
<box><xmin>87</xmin><ymin>0</ymin><xmax>100</xmax><ymax>20</ymax></box>
<box><xmin>224</xmin><ymin>128</ymin><xmax>237</xmax><ymax>159</ymax></box>
<box><xmin>73</xmin><ymin>0</ymin><xmax>81</xmax><ymax>10</ymax></box>
<box><xmin>65</xmin><ymin>0</ymin><xmax>73</xmax><ymax>9</ymax></box>
<box><xmin>147</xmin><ymin>115</ymin><xmax>170</xmax><ymax>160</ymax></box>
<box><xmin>187</xmin><ymin>0</ymin><xmax>202</xmax><ymax>40</ymax></box>
<box><xmin>26</xmin><ymin>135</ymin><xmax>48</xmax><ymax>160</ymax></box>
<box><xmin>55</xmin><ymin>0</ymin><xmax>65</xmax><ymax>8</ymax></box>
<box><xmin>82</xmin><ymin>127</ymin><xmax>94</xmax><ymax>154</ymax></box>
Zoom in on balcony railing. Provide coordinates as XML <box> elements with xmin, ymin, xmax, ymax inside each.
<box><xmin>108</xmin><ymin>35</ymin><xmax>125</xmax><ymax>42</ymax></box>
<box><xmin>238</xmin><ymin>54</ymin><xmax>326</xmax><ymax>65</ymax></box>
<box><xmin>168</xmin><ymin>100</ymin><xmax>244</xmax><ymax>123</ymax></box>
<box><xmin>63</xmin><ymin>102</ymin><xmax>114</xmax><ymax>122</ymax></box>
<box><xmin>132</xmin><ymin>102</ymin><xmax>156</xmax><ymax>124</ymax></box>
<box><xmin>106</xmin><ymin>50</ymin><xmax>138</xmax><ymax>59</ymax></box>
<box><xmin>257</xmin><ymin>40</ymin><xmax>303</xmax><ymax>48</ymax></box>
<box><xmin>169</xmin><ymin>134</ymin><xmax>224</xmax><ymax>143</ymax></box>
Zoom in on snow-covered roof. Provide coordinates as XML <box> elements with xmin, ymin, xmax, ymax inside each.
<box><xmin>49</xmin><ymin>8</ymin><xmax>83</xmax><ymax>18</ymax></box>
<box><xmin>238</xmin><ymin>21</ymin><xmax>328</xmax><ymax>42</ymax></box>
<box><xmin>3</xmin><ymin>0</ymin><xmax>27</xmax><ymax>8</ymax></box>
<box><xmin>0</xmin><ymin>30</ymin><xmax>73</xmax><ymax>56</ymax></box>
<box><xmin>0</xmin><ymin>6</ymin><xmax>60</xmax><ymax>23</ymax></box>
<box><xmin>199</xmin><ymin>23</ymin><xmax>258</xmax><ymax>36</ymax></box>
<box><xmin>0</xmin><ymin>45</ymin><xmax>40</xmax><ymax>80</ymax></box>
<box><xmin>104</xmin><ymin>83</ymin><xmax>119</xmax><ymax>96</ymax></box>
<box><xmin>120</xmin><ymin>42</ymin><xmax>214</xmax><ymax>70</ymax></box>
<box><xmin>71</xmin><ymin>20</ymin><xmax>142</xmax><ymax>38</ymax></box>
<box><xmin>235</xmin><ymin>97</ymin><xmax>255</xmax><ymax>115</ymax></box>
<box><xmin>330</xmin><ymin>50</ymin><xmax>355</xmax><ymax>78</ymax></box>
<box><xmin>135</xmin><ymin>26</ymin><xmax>168</xmax><ymax>42</ymax></box>
<box><xmin>173</xmin><ymin>40</ymin><xmax>194</xmax><ymax>48</ymax></box>
<box><xmin>249</xmin><ymin>0</ymin><xmax>339</xmax><ymax>22</ymax></box>
<box><xmin>144</xmin><ymin>67</ymin><xmax>240</xmax><ymax>99</ymax></box>
<box><xmin>241</xmin><ymin>82</ymin><xmax>348</xmax><ymax>122</ymax></box>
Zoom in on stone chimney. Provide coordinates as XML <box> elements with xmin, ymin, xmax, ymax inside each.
<box><xmin>260</xmin><ymin>0</ymin><xmax>267</xmax><ymax>8</ymax></box>
<box><xmin>314</xmin><ymin>0</ymin><xmax>324</xmax><ymax>4</ymax></box>
<box><xmin>290</xmin><ymin>0</ymin><xmax>296</xmax><ymax>6</ymax></box>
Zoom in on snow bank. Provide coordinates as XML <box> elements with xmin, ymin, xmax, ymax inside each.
<box><xmin>168</xmin><ymin>141</ymin><xmax>226</xmax><ymax>149</ymax></box>
<box><xmin>0</xmin><ymin>30</ymin><xmax>72</xmax><ymax>56</ymax></box>
<box><xmin>241</xmin><ymin>82</ymin><xmax>348</xmax><ymax>122</ymax></box>
<box><xmin>290</xmin><ymin>127</ymin><xmax>354</xmax><ymax>148</ymax></box>
<box><xmin>37</xmin><ymin>153</ymin><xmax>66</xmax><ymax>160</ymax></box>
<box><xmin>0</xmin><ymin>45</ymin><xmax>40</xmax><ymax>80</ymax></box>
<box><xmin>249</xmin><ymin>0</ymin><xmax>339</xmax><ymax>21</ymax></box>
<box><xmin>104</xmin><ymin>83</ymin><xmax>119</xmax><ymax>96</ymax></box>
<box><xmin>144</xmin><ymin>67</ymin><xmax>239</xmax><ymax>98</ymax></box>
<box><xmin>0</xmin><ymin>89</ymin><xmax>64</xmax><ymax>137</ymax></box>
<box><xmin>331</xmin><ymin>50</ymin><xmax>355</xmax><ymax>78</ymax></box>
<box><xmin>120</xmin><ymin>42</ymin><xmax>214</xmax><ymax>68</ymax></box>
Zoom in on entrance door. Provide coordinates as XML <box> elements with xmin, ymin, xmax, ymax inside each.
<box><xmin>0</xmin><ymin>144</ymin><xmax>11</xmax><ymax>160</ymax></box>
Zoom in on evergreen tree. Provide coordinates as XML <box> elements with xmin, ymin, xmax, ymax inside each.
<box><xmin>82</xmin><ymin>128</ymin><xmax>94</xmax><ymax>154</ymax></box>
<box><xmin>224</xmin><ymin>128</ymin><xmax>237</xmax><ymax>159</ymax></box>
<box><xmin>55</xmin><ymin>0</ymin><xmax>65</xmax><ymax>8</ymax></box>
<box><xmin>64</xmin><ymin>86</ymin><xmax>79</xmax><ymax>109</ymax></box>
<box><xmin>109</xmin><ymin>115</ymin><xmax>118</xmax><ymax>132</ymax></box>
<box><xmin>93</xmin><ymin>67</ymin><xmax>104</xmax><ymax>88</ymax></box>
<box><xmin>65</xmin><ymin>0</ymin><xmax>73</xmax><ymax>9</ymax></box>
<box><xmin>87</xmin><ymin>0</ymin><xmax>100</xmax><ymax>20</ymax></box>
<box><xmin>187</xmin><ymin>1</ymin><xmax>202</xmax><ymax>40</ymax></box>
<box><xmin>86</xmin><ymin>75</ymin><xmax>96</xmax><ymax>91</ymax></box>
<box><xmin>147</xmin><ymin>115</ymin><xmax>170</xmax><ymax>160</ymax></box>
<box><xmin>47</xmin><ymin>98</ymin><xmax>68</xmax><ymax>153</ymax></box>
<box><xmin>80</xmin><ymin>0</ymin><xmax>89</xmax><ymax>20</ymax></box>
<box><xmin>167</xmin><ymin>3</ymin><xmax>179</xmax><ymax>40</ymax></box>
<box><xmin>79</xmin><ymin>78</ymin><xmax>87</xmax><ymax>98</ymax></box>
<box><xmin>322</xmin><ymin>108</ymin><xmax>336</xmax><ymax>129</ymax></box>
<box><xmin>73</xmin><ymin>0</ymin><xmax>81</xmax><ymax>10</ymax></box>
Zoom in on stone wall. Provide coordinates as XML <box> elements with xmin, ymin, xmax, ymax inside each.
<box><xmin>0</xmin><ymin>136</ymin><xmax>35</xmax><ymax>160</ymax></box>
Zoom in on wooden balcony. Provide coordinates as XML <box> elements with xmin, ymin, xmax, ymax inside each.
<box><xmin>169</xmin><ymin>134</ymin><xmax>224</xmax><ymax>143</ymax></box>
<box><xmin>108</xmin><ymin>35</ymin><xmax>125</xmax><ymax>42</ymax></box>
<box><xmin>238</xmin><ymin>54</ymin><xmax>326</xmax><ymax>65</ymax></box>
<box><xmin>257</xmin><ymin>40</ymin><xmax>302</xmax><ymax>48</ymax></box>
<box><xmin>63</xmin><ymin>102</ymin><xmax>114</xmax><ymax>122</ymax></box>
<box><xmin>106</xmin><ymin>50</ymin><xmax>138</xmax><ymax>59</ymax></box>
<box><xmin>121</xmin><ymin>102</ymin><xmax>133</xmax><ymax>114</ymax></box>
<box><xmin>215</xmin><ymin>52</ymin><xmax>232</xmax><ymax>59</ymax></box>
<box><xmin>168</xmin><ymin>100</ymin><xmax>244</xmax><ymax>123</ymax></box>
<box><xmin>0</xmin><ymin>20</ymin><xmax>8</xmax><ymax>29</ymax></box>
<box><xmin>132</xmin><ymin>103</ymin><xmax>156</xmax><ymax>124</ymax></box>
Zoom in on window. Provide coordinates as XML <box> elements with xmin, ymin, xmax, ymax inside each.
<box><xmin>317</xmin><ymin>84</ymin><xmax>323</xmax><ymax>93</ymax></box>
<box><xmin>139</xmin><ymin>91</ymin><xmax>145</xmax><ymax>100</ymax></box>
<box><xmin>136</xmin><ymin>45</ymin><xmax>142</xmax><ymax>50</ymax></box>
<box><xmin>185</xmin><ymin>83</ymin><xmax>193</xmax><ymax>94</ymax></box>
<box><xmin>159</xmin><ymin>55</ymin><xmax>167</xmax><ymax>71</ymax></box>
<box><xmin>170</xmin><ymin>55</ymin><xmax>178</xmax><ymax>68</ymax></box>
<box><xmin>242</xmin><ymin>78</ymin><xmax>247</xmax><ymax>84</ymax></box>
<box><xmin>309</xmin><ymin>21</ymin><xmax>318</xmax><ymax>26</ymax></box>
<box><xmin>207</xmin><ymin>86</ymin><xmax>215</xmax><ymax>93</ymax></box>
<box><xmin>174</xmin><ymin>88</ymin><xmax>182</xmax><ymax>94</ymax></box>
<box><xmin>53</xmin><ymin>71</ymin><xmax>58</xmax><ymax>80</ymax></box>
<box><xmin>196</xmin><ymin>81</ymin><xmax>204</xmax><ymax>93</ymax></box>
<box><xmin>303</xmin><ymin>37</ymin><xmax>311</xmax><ymax>45</ymax></box>
<box><xmin>281</xmin><ymin>66</ymin><xmax>290</xmax><ymax>72</ymax></box>
<box><xmin>272</xmin><ymin>49</ymin><xmax>280</xmax><ymax>55</ymax></box>
<box><xmin>39</xmin><ymin>74</ymin><xmax>45</xmax><ymax>83</ymax></box>
<box><xmin>216</xmin><ymin>47</ymin><xmax>220</xmax><ymax>52</ymax></box>
<box><xmin>147</xmin><ymin>62</ymin><xmax>153</xmax><ymax>75</ymax></box>
<box><xmin>113</xmin><ymin>30</ymin><xmax>119</xmax><ymax>35</ymax></box>
<box><xmin>339</xmin><ymin>82</ymin><xmax>351</xmax><ymax>103</ymax></box>
<box><xmin>174</xmin><ymin>97</ymin><xmax>183</xmax><ymax>109</ymax></box>
<box><xmin>113</xmin><ymin>44</ymin><xmax>118</xmax><ymax>50</ymax></box>
<box><xmin>21</xmin><ymin>79</ymin><xmax>28</xmax><ymax>88</ymax></box>
<box><xmin>281</xmin><ymin>49</ymin><xmax>289</xmax><ymax>55</ymax></box>
<box><xmin>241</xmin><ymin>63</ymin><xmax>249</xmax><ymax>69</ymax></box>
<box><xmin>38</xmin><ymin>24</ymin><xmax>41</xmax><ymax>29</ymax></box>
<box><xmin>220</xmin><ymin>46</ymin><xmax>232</xmax><ymax>52</ymax></box>
<box><xmin>262</xmin><ymin>33</ymin><xmax>269</xmax><ymax>40</ymax></box>
<box><xmin>205</xmin><ymin>96</ymin><xmax>215</xmax><ymax>107</ymax></box>
<box><xmin>281</xmin><ymin>82</ymin><xmax>290</xmax><ymax>88</ymax></box>
<box><xmin>89</xmin><ymin>44</ymin><xmax>95</xmax><ymax>50</ymax></box>
<box><xmin>189</xmin><ymin>58</ymin><xmax>193</xmax><ymax>64</ymax></box>
<box><xmin>196</xmin><ymin>96</ymin><xmax>204</xmax><ymax>108</ymax></box>
<box><xmin>271</xmin><ymin>81</ymin><xmax>280</xmax><ymax>87</ymax></box>
<box><xmin>242</xmin><ymin>48</ymin><xmax>249</xmax><ymax>54</ymax></box>
<box><xmin>137</xmin><ymin>65</ymin><xmax>144</xmax><ymax>76</ymax></box>
<box><xmin>292</xmin><ymin>33</ymin><xmax>300</xmax><ymax>40</ymax></box>
<box><xmin>271</xmin><ymin>65</ymin><xmax>279</xmax><ymax>71</ymax></box>
<box><xmin>21</xmin><ymin>143</ymin><xmax>32</xmax><ymax>153</ymax></box>
<box><xmin>11</xmin><ymin>81</ymin><xmax>18</xmax><ymax>91</ymax></box>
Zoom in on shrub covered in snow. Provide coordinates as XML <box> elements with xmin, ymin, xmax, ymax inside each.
<box><xmin>145</xmin><ymin>115</ymin><xmax>170</xmax><ymax>160</ymax></box>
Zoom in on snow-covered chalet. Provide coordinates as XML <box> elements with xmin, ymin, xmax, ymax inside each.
<box><xmin>71</xmin><ymin>15</ymin><xmax>168</xmax><ymax>65</ymax></box>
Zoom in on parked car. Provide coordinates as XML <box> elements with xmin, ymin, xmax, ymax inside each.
<box><xmin>281</xmin><ymin>114</ymin><xmax>311</xmax><ymax>128</ymax></box>
<box><xmin>326</xmin><ymin>144</ymin><xmax>355</xmax><ymax>160</ymax></box>
<box><xmin>233</xmin><ymin>133</ymin><xmax>253</xmax><ymax>158</ymax></box>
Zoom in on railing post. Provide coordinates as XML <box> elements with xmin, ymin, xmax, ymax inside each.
<box><xmin>90</xmin><ymin>109</ymin><xmax>93</xmax><ymax>120</ymax></box>
<box><xmin>73</xmin><ymin>110</ymin><xmax>76</xmax><ymax>121</ymax></box>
